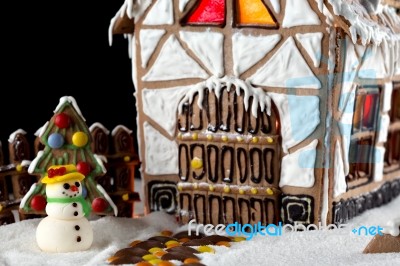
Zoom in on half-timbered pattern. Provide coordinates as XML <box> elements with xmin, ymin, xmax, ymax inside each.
<box><xmin>110</xmin><ymin>0</ymin><xmax>400</xmax><ymax>226</ymax></box>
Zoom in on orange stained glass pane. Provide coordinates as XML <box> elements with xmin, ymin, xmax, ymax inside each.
<box><xmin>236</xmin><ymin>0</ymin><xmax>277</xmax><ymax>26</ymax></box>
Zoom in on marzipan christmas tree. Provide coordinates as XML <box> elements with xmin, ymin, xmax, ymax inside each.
<box><xmin>19</xmin><ymin>96</ymin><xmax>117</xmax><ymax>217</ymax></box>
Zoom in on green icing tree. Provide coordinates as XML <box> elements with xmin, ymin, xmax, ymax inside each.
<box><xmin>19</xmin><ymin>96</ymin><xmax>117</xmax><ymax>217</ymax></box>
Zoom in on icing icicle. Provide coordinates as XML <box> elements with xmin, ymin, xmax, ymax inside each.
<box><xmin>178</xmin><ymin>76</ymin><xmax>272</xmax><ymax>118</ymax></box>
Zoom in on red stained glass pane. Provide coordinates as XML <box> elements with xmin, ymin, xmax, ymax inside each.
<box><xmin>186</xmin><ymin>0</ymin><xmax>225</xmax><ymax>25</ymax></box>
<box><xmin>362</xmin><ymin>93</ymin><xmax>377</xmax><ymax>129</ymax></box>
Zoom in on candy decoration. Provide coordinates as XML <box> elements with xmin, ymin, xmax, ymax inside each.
<box><xmin>91</xmin><ymin>197</ymin><xmax>108</xmax><ymax>213</ymax></box>
<box><xmin>54</xmin><ymin>113</ymin><xmax>70</xmax><ymax>128</ymax></box>
<box><xmin>30</xmin><ymin>195</ymin><xmax>47</xmax><ymax>211</ymax></box>
<box><xmin>76</xmin><ymin>161</ymin><xmax>91</xmax><ymax>176</ymax></box>
<box><xmin>72</xmin><ymin>131</ymin><xmax>88</xmax><ymax>147</ymax></box>
<box><xmin>82</xmin><ymin>185</ymin><xmax>88</xmax><ymax>198</ymax></box>
<box><xmin>48</xmin><ymin>133</ymin><xmax>64</xmax><ymax>149</ymax></box>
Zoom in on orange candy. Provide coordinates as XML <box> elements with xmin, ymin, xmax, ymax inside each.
<box><xmin>178</xmin><ymin>237</ymin><xmax>190</xmax><ymax>243</ymax></box>
<box><xmin>154</xmin><ymin>251</ymin><xmax>167</xmax><ymax>257</ymax></box>
<box><xmin>157</xmin><ymin>261</ymin><xmax>175</xmax><ymax>266</ymax></box>
<box><xmin>129</xmin><ymin>240</ymin><xmax>142</xmax><ymax>247</ymax></box>
<box><xmin>160</xmin><ymin>230</ymin><xmax>173</xmax><ymax>236</ymax></box>
<box><xmin>184</xmin><ymin>258</ymin><xmax>200</xmax><ymax>264</ymax></box>
<box><xmin>136</xmin><ymin>262</ymin><xmax>152</xmax><ymax>266</ymax></box>
<box><xmin>216</xmin><ymin>241</ymin><xmax>231</xmax><ymax>247</ymax></box>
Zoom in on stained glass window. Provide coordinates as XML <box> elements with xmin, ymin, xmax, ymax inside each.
<box><xmin>183</xmin><ymin>0</ymin><xmax>226</xmax><ymax>26</ymax></box>
<box><xmin>236</xmin><ymin>0</ymin><xmax>277</xmax><ymax>27</ymax></box>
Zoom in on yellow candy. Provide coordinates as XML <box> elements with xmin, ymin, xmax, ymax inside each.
<box><xmin>233</xmin><ymin>236</ymin><xmax>246</xmax><ymax>242</ymax></box>
<box><xmin>221</xmin><ymin>135</ymin><xmax>228</xmax><ymax>142</ymax></box>
<box><xmin>252</xmin><ymin>137</ymin><xmax>259</xmax><ymax>143</ymax></box>
<box><xmin>193</xmin><ymin>183</ymin><xmax>199</xmax><ymax>189</ymax></box>
<box><xmin>197</xmin><ymin>245</ymin><xmax>215</xmax><ymax>253</ymax></box>
<box><xmin>236</xmin><ymin>136</ymin><xmax>244</xmax><ymax>142</ymax></box>
<box><xmin>177</xmin><ymin>184</ymin><xmax>183</xmax><ymax>191</ymax></box>
<box><xmin>223</xmin><ymin>186</ymin><xmax>231</xmax><ymax>193</ymax></box>
<box><xmin>16</xmin><ymin>164</ymin><xmax>23</xmax><ymax>172</ymax></box>
<box><xmin>191</xmin><ymin>157</ymin><xmax>203</xmax><ymax>169</ymax></box>
<box><xmin>206</xmin><ymin>134</ymin><xmax>213</xmax><ymax>140</ymax></box>
<box><xmin>251</xmin><ymin>188</ymin><xmax>258</xmax><ymax>194</ymax></box>
<box><xmin>122</xmin><ymin>193</ymin><xmax>129</xmax><ymax>201</ymax></box>
<box><xmin>149</xmin><ymin>259</ymin><xmax>163</xmax><ymax>265</ymax></box>
<box><xmin>165</xmin><ymin>240</ymin><xmax>180</xmax><ymax>248</ymax></box>
<box><xmin>72</xmin><ymin>131</ymin><xmax>88</xmax><ymax>147</ymax></box>
<box><xmin>123</xmin><ymin>155</ymin><xmax>130</xmax><ymax>162</ymax></box>
<box><xmin>266</xmin><ymin>137</ymin><xmax>274</xmax><ymax>143</ymax></box>
<box><xmin>209</xmin><ymin>185</ymin><xmax>215</xmax><ymax>192</ymax></box>
<box><xmin>239</xmin><ymin>188</ymin><xmax>245</xmax><ymax>195</ymax></box>
<box><xmin>177</xmin><ymin>132</ymin><xmax>182</xmax><ymax>140</ymax></box>
<box><xmin>142</xmin><ymin>254</ymin><xmax>158</xmax><ymax>261</ymax></box>
<box><xmin>149</xmin><ymin>247</ymin><xmax>163</xmax><ymax>254</ymax></box>
<box><xmin>266</xmin><ymin>188</ymin><xmax>274</xmax><ymax>195</ymax></box>
<box><xmin>0</xmin><ymin>205</ymin><xmax>2</xmax><ymax>213</ymax></box>
<box><xmin>192</xmin><ymin>133</ymin><xmax>198</xmax><ymax>140</ymax></box>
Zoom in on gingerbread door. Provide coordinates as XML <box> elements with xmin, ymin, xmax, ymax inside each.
<box><xmin>177</xmin><ymin>88</ymin><xmax>282</xmax><ymax>225</ymax></box>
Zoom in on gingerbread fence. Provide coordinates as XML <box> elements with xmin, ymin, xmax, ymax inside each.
<box><xmin>0</xmin><ymin>124</ymin><xmax>140</xmax><ymax>225</ymax></box>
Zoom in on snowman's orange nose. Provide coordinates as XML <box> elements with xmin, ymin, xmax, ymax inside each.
<box><xmin>70</xmin><ymin>185</ymin><xmax>78</xmax><ymax>192</ymax></box>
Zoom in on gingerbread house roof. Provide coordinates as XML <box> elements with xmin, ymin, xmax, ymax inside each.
<box><xmin>326</xmin><ymin>0</ymin><xmax>400</xmax><ymax>45</ymax></box>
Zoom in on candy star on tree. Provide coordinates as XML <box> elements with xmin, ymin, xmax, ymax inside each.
<box><xmin>20</xmin><ymin>96</ymin><xmax>117</xmax><ymax>217</ymax></box>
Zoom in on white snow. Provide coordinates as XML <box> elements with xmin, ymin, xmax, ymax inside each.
<box><xmin>2</xmin><ymin>195</ymin><xmax>400</xmax><ymax>265</ymax></box>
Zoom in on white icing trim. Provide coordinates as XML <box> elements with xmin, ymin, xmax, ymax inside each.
<box><xmin>382</xmin><ymin>217</ymin><xmax>400</xmax><ymax>237</ymax></box>
<box><xmin>89</xmin><ymin>122</ymin><xmax>110</xmax><ymax>135</ymax></box>
<box><xmin>20</xmin><ymin>183</ymin><xmax>37</xmax><ymax>209</ymax></box>
<box><xmin>21</xmin><ymin>160</ymin><xmax>31</xmax><ymax>167</ymax></box>
<box><xmin>108</xmin><ymin>0</ymin><xmax>152</xmax><ymax>46</ymax></box>
<box><xmin>268</xmin><ymin>92</ymin><xmax>320</xmax><ymax>153</ymax></box>
<box><xmin>295</xmin><ymin>32</ymin><xmax>323</xmax><ymax>68</ymax></box>
<box><xmin>143</xmin><ymin>0</ymin><xmax>174</xmax><ymax>25</ymax></box>
<box><xmin>140</xmin><ymin>29</ymin><xmax>166</xmax><ymax>68</ymax></box>
<box><xmin>373</xmin><ymin>146</ymin><xmax>385</xmax><ymax>182</ymax></box>
<box><xmin>179</xmin><ymin>0</ymin><xmax>191</xmax><ymax>12</ymax></box>
<box><xmin>55</xmin><ymin>96</ymin><xmax>85</xmax><ymax>121</ymax></box>
<box><xmin>142</xmin><ymin>86</ymin><xmax>188</xmax><ymax>137</ymax></box>
<box><xmin>382</xmin><ymin>82</ymin><xmax>393</xmax><ymax>113</ymax></box>
<box><xmin>249</xmin><ymin>37</ymin><xmax>321</xmax><ymax>89</ymax></box>
<box><xmin>8</xmin><ymin>129</ymin><xmax>27</xmax><ymax>143</ymax></box>
<box><xmin>94</xmin><ymin>154</ymin><xmax>107</xmax><ymax>174</ymax></box>
<box><xmin>143</xmin><ymin>122</ymin><xmax>179</xmax><ymax>175</ymax></box>
<box><xmin>142</xmin><ymin>35</ymin><xmax>209</xmax><ymax>81</ymax></box>
<box><xmin>179</xmin><ymin>31</ymin><xmax>224</xmax><ymax>78</ymax></box>
<box><xmin>111</xmin><ymin>125</ymin><xmax>133</xmax><ymax>137</ymax></box>
<box><xmin>28</xmin><ymin>150</ymin><xmax>44</xmax><ymax>174</ymax></box>
<box><xmin>270</xmin><ymin>0</ymin><xmax>280</xmax><ymax>14</ymax></box>
<box><xmin>327</xmin><ymin>0</ymin><xmax>397</xmax><ymax>45</ymax></box>
<box><xmin>34</xmin><ymin>122</ymin><xmax>48</xmax><ymax>137</ymax></box>
<box><xmin>232</xmin><ymin>33</ymin><xmax>281</xmax><ymax>76</ymax></box>
<box><xmin>178</xmin><ymin>76</ymin><xmax>272</xmax><ymax>119</ymax></box>
<box><xmin>282</xmin><ymin>0</ymin><xmax>321</xmax><ymax>28</ymax></box>
<box><xmin>377</xmin><ymin>114</ymin><xmax>390</xmax><ymax>143</ymax></box>
<box><xmin>333</xmin><ymin>141</ymin><xmax>347</xmax><ymax>198</ymax></box>
<box><xmin>279</xmin><ymin>140</ymin><xmax>318</xmax><ymax>188</ymax></box>
<box><xmin>96</xmin><ymin>184</ymin><xmax>118</xmax><ymax>217</ymax></box>
<box><xmin>359</xmin><ymin>43</ymin><xmax>387</xmax><ymax>79</ymax></box>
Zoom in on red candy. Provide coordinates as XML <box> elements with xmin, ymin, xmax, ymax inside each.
<box><xmin>76</xmin><ymin>161</ymin><xmax>91</xmax><ymax>176</ymax></box>
<box><xmin>92</xmin><ymin>198</ymin><xmax>108</xmax><ymax>213</ymax></box>
<box><xmin>47</xmin><ymin>166</ymin><xmax>66</xmax><ymax>178</ymax></box>
<box><xmin>54</xmin><ymin>113</ymin><xmax>70</xmax><ymax>128</ymax></box>
<box><xmin>31</xmin><ymin>195</ymin><xmax>47</xmax><ymax>211</ymax></box>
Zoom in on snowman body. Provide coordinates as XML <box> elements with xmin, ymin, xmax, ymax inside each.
<box><xmin>36</xmin><ymin>176</ymin><xmax>93</xmax><ymax>252</ymax></box>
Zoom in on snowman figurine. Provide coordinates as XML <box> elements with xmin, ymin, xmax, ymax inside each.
<box><xmin>36</xmin><ymin>164</ymin><xmax>93</xmax><ymax>252</ymax></box>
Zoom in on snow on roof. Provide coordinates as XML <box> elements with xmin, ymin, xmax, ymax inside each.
<box><xmin>111</xmin><ymin>125</ymin><xmax>133</xmax><ymax>137</ymax></box>
<box><xmin>108</xmin><ymin>0</ymin><xmax>151</xmax><ymax>46</ymax></box>
<box><xmin>54</xmin><ymin>96</ymin><xmax>86</xmax><ymax>121</ymax></box>
<box><xmin>8</xmin><ymin>129</ymin><xmax>27</xmax><ymax>143</ymax></box>
<box><xmin>28</xmin><ymin>150</ymin><xmax>44</xmax><ymax>174</ymax></box>
<box><xmin>94</xmin><ymin>154</ymin><xmax>108</xmax><ymax>174</ymax></box>
<box><xmin>34</xmin><ymin>121</ymin><xmax>49</xmax><ymax>137</ymax></box>
<box><xmin>89</xmin><ymin>122</ymin><xmax>110</xmax><ymax>135</ymax></box>
<box><xmin>328</xmin><ymin>0</ymin><xmax>400</xmax><ymax>45</ymax></box>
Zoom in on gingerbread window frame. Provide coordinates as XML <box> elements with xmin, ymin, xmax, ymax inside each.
<box><xmin>384</xmin><ymin>82</ymin><xmax>400</xmax><ymax>173</ymax></box>
<box><xmin>347</xmin><ymin>86</ymin><xmax>381</xmax><ymax>188</ymax></box>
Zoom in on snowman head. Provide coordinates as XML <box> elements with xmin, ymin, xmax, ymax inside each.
<box><xmin>42</xmin><ymin>164</ymin><xmax>85</xmax><ymax>198</ymax></box>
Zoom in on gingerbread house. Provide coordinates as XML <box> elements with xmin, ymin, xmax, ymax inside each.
<box><xmin>109</xmin><ymin>0</ymin><xmax>400</xmax><ymax>226</ymax></box>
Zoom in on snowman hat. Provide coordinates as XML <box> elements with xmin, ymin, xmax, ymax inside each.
<box><xmin>41</xmin><ymin>164</ymin><xmax>85</xmax><ymax>184</ymax></box>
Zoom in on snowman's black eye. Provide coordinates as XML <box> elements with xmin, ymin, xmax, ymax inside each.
<box><xmin>63</xmin><ymin>183</ymin><xmax>70</xmax><ymax>190</ymax></box>
<box><xmin>75</xmin><ymin>182</ymin><xmax>80</xmax><ymax>187</ymax></box>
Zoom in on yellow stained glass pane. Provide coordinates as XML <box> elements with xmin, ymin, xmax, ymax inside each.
<box><xmin>237</xmin><ymin>0</ymin><xmax>277</xmax><ymax>26</ymax></box>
